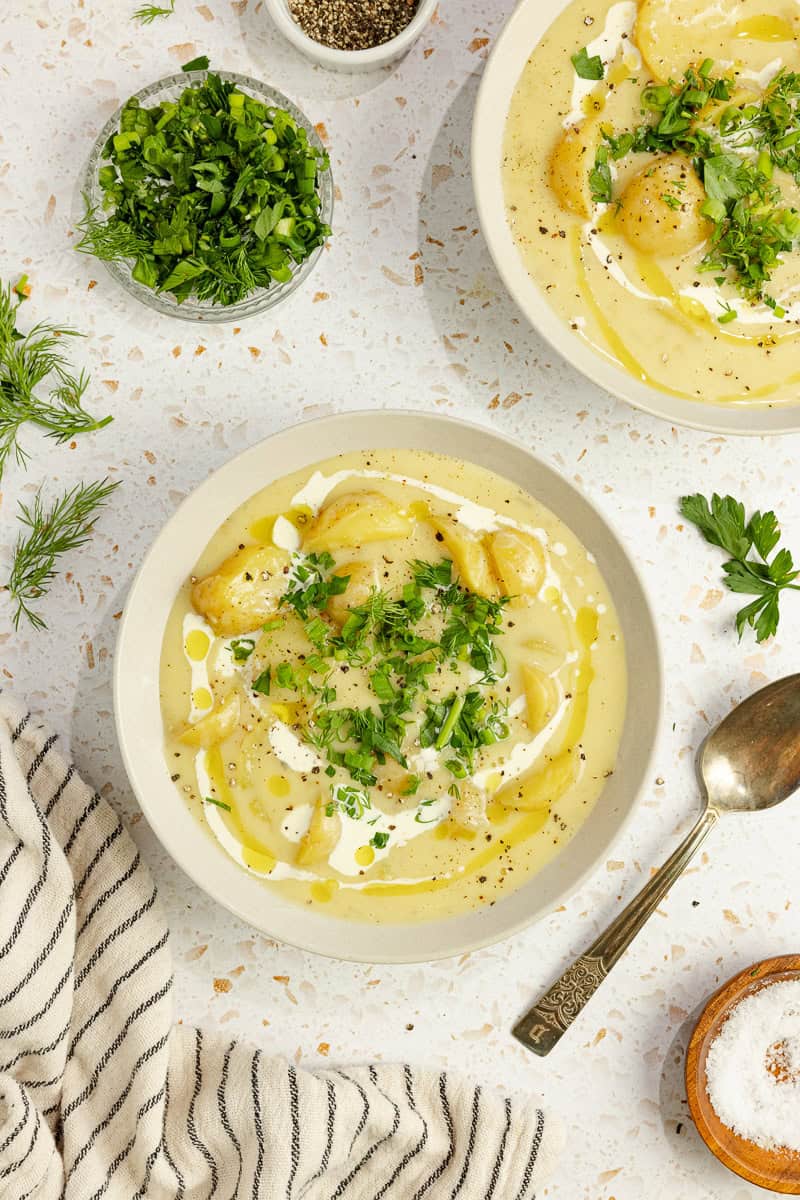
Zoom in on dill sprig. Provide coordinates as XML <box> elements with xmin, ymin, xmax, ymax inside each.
<box><xmin>132</xmin><ymin>0</ymin><xmax>175</xmax><ymax>22</ymax></box>
<box><xmin>7</xmin><ymin>479</ymin><xmax>120</xmax><ymax>630</ymax></box>
<box><xmin>0</xmin><ymin>282</ymin><xmax>112</xmax><ymax>481</ymax></box>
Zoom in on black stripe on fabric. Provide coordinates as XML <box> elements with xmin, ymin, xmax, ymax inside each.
<box><xmin>131</xmin><ymin>1139</ymin><xmax>162</xmax><ymax>1200</ymax></box>
<box><xmin>374</xmin><ymin>1065</ymin><xmax>429</xmax><ymax>1200</ymax></box>
<box><xmin>15</xmin><ymin>1074</ymin><xmax>62</xmax><ymax>1090</ymax></box>
<box><xmin>75</xmin><ymin>849</ymin><xmax>142</xmax><ymax>940</ymax></box>
<box><xmin>84</xmin><ymin>1085</ymin><xmax>165</xmax><ymax>1200</ymax></box>
<box><xmin>70</xmin><ymin>930</ymin><xmax>169</xmax><ymax>1053</ymax></box>
<box><xmin>412</xmin><ymin>1073</ymin><xmax>455</xmax><ymax>1200</ymax></box>
<box><xmin>187</xmin><ymin>1029</ymin><xmax>219</xmax><ymax>1196</ymax></box>
<box><xmin>330</xmin><ymin>1066</ymin><xmax>401</xmax><ymax>1199</ymax></box>
<box><xmin>63</xmin><ymin>792</ymin><xmax>101</xmax><ymax>857</ymax></box>
<box><xmin>62</xmin><ymin>977</ymin><xmax>171</xmax><ymax>1122</ymax></box>
<box><xmin>300</xmin><ymin>1078</ymin><xmax>337</xmax><ymax>1196</ymax></box>
<box><xmin>10</xmin><ymin>713</ymin><xmax>30</xmax><ymax>743</ymax></box>
<box><xmin>218</xmin><ymin>1042</ymin><xmax>243</xmax><ymax>1199</ymax></box>
<box><xmin>513</xmin><ymin>1107</ymin><xmax>545</xmax><ymax>1200</ymax></box>
<box><xmin>0</xmin><ymin>896</ymin><xmax>73</xmax><ymax>1007</ymax></box>
<box><xmin>74</xmin><ymin>886</ymin><xmax>158</xmax><ymax>989</ymax></box>
<box><xmin>487</xmin><ymin>1098</ymin><xmax>512</xmax><ymax>1200</ymax></box>
<box><xmin>0</xmin><ymin>1017</ymin><xmax>70</xmax><ymax>1073</ymax></box>
<box><xmin>66</xmin><ymin>1032</ymin><xmax>170</xmax><ymax>1177</ymax></box>
<box><xmin>335</xmin><ymin>1070</ymin><xmax>370</xmax><ymax>1155</ymax></box>
<box><xmin>0</xmin><ymin>840</ymin><xmax>23</xmax><ymax>888</ymax></box>
<box><xmin>0</xmin><ymin>811</ymin><xmax>51</xmax><ymax>963</ymax></box>
<box><xmin>287</xmin><ymin>1064</ymin><xmax>301</xmax><ymax>1198</ymax></box>
<box><xmin>449</xmin><ymin>1086</ymin><xmax>481</xmax><ymax>1199</ymax></box>
<box><xmin>251</xmin><ymin>1049</ymin><xmax>264</xmax><ymax>1200</ymax></box>
<box><xmin>0</xmin><ymin>1086</ymin><xmax>30</xmax><ymax>1155</ymax></box>
<box><xmin>74</xmin><ymin>820</ymin><xmax>124</xmax><ymax>899</ymax></box>
<box><xmin>25</xmin><ymin>732</ymin><xmax>58</xmax><ymax>785</ymax></box>
<box><xmin>0</xmin><ymin>759</ymin><xmax>10</xmax><ymax>831</ymax></box>
<box><xmin>0</xmin><ymin>1103</ymin><xmax>40</xmax><ymax>1180</ymax></box>
<box><xmin>162</xmin><ymin>1076</ymin><xmax>186</xmax><ymax>1200</ymax></box>
<box><xmin>0</xmin><ymin>961</ymin><xmax>73</xmax><ymax>1041</ymax></box>
<box><xmin>45</xmin><ymin>763</ymin><xmax>75</xmax><ymax>817</ymax></box>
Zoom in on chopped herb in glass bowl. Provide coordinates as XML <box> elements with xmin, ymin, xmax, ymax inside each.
<box><xmin>77</xmin><ymin>68</ymin><xmax>333</xmax><ymax>321</ymax></box>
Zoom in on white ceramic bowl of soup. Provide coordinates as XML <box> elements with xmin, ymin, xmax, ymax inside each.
<box><xmin>472</xmin><ymin>0</ymin><xmax>800</xmax><ymax>435</ymax></box>
<box><xmin>115</xmin><ymin>411</ymin><xmax>662</xmax><ymax>962</ymax></box>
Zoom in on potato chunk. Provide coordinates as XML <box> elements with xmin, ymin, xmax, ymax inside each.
<box><xmin>303</xmin><ymin>492</ymin><xmax>412</xmax><ymax>553</ymax></box>
<box><xmin>326</xmin><ymin>560</ymin><xmax>379</xmax><ymax>628</ymax></box>
<box><xmin>549</xmin><ymin>122</ymin><xmax>601</xmax><ymax>218</ymax></box>
<box><xmin>495</xmin><ymin>750</ymin><xmax>577</xmax><ymax>810</ymax></box>
<box><xmin>296</xmin><ymin>796</ymin><xmax>341</xmax><ymax>866</ymax></box>
<box><xmin>521</xmin><ymin>665</ymin><xmax>559</xmax><ymax>734</ymax></box>
<box><xmin>179</xmin><ymin>693</ymin><xmax>240</xmax><ymax>748</ymax></box>
<box><xmin>429</xmin><ymin>515</ymin><xmax>498</xmax><ymax>599</ymax></box>
<box><xmin>617</xmin><ymin>155</ymin><xmax>708</xmax><ymax>257</ymax></box>
<box><xmin>192</xmin><ymin>544</ymin><xmax>290</xmax><ymax>636</ymax></box>
<box><xmin>449</xmin><ymin>781</ymin><xmax>488</xmax><ymax>833</ymax></box>
<box><xmin>636</xmin><ymin>0</ymin><xmax>796</xmax><ymax>84</ymax></box>
<box><xmin>488</xmin><ymin>528</ymin><xmax>546</xmax><ymax>604</ymax></box>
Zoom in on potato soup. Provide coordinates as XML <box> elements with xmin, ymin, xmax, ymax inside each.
<box><xmin>503</xmin><ymin>0</ymin><xmax>800</xmax><ymax>406</ymax></box>
<box><xmin>160</xmin><ymin>450</ymin><xmax>626</xmax><ymax>924</ymax></box>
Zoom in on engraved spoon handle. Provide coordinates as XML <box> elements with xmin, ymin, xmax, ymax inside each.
<box><xmin>513</xmin><ymin>807</ymin><xmax>719</xmax><ymax>1056</ymax></box>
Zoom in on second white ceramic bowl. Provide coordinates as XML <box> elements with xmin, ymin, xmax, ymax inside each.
<box><xmin>471</xmin><ymin>0</ymin><xmax>800</xmax><ymax>435</ymax></box>
<box><xmin>265</xmin><ymin>0</ymin><xmax>438</xmax><ymax>72</ymax></box>
<box><xmin>114</xmin><ymin>411</ymin><xmax>662</xmax><ymax>962</ymax></box>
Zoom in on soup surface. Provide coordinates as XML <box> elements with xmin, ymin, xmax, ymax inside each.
<box><xmin>160</xmin><ymin>450</ymin><xmax>626</xmax><ymax>923</ymax></box>
<box><xmin>503</xmin><ymin>0</ymin><xmax>800</xmax><ymax>406</ymax></box>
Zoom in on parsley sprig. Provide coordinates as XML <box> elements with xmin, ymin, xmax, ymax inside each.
<box><xmin>680</xmin><ymin>493</ymin><xmax>800</xmax><ymax>642</ymax></box>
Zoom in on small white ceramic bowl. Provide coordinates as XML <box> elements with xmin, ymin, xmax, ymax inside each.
<box><xmin>114</xmin><ymin>411</ymin><xmax>662</xmax><ymax>963</ymax></box>
<box><xmin>265</xmin><ymin>0</ymin><xmax>438</xmax><ymax>72</ymax></box>
<box><xmin>472</xmin><ymin>0</ymin><xmax>800</xmax><ymax>435</ymax></box>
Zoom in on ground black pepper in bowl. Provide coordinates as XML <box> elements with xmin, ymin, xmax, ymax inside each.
<box><xmin>289</xmin><ymin>0</ymin><xmax>420</xmax><ymax>51</ymax></box>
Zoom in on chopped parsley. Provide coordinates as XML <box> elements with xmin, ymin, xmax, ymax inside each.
<box><xmin>571</xmin><ymin>46</ymin><xmax>604</xmax><ymax>81</ymax></box>
<box><xmin>252</xmin><ymin>667</ymin><xmax>272</xmax><ymax>695</ymax></box>
<box><xmin>280</xmin><ymin>552</ymin><xmax>350</xmax><ymax>621</ymax></box>
<box><xmin>230</xmin><ymin>637</ymin><xmax>255</xmax><ymax>661</ymax></box>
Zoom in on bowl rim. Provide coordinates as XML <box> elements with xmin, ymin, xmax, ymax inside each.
<box><xmin>81</xmin><ymin>69</ymin><xmax>333</xmax><ymax>323</ymax></box>
<box><xmin>114</xmin><ymin>409</ymin><xmax>664</xmax><ymax>963</ymax></box>
<box><xmin>471</xmin><ymin>0</ymin><xmax>800</xmax><ymax>436</ymax></box>
<box><xmin>263</xmin><ymin>0</ymin><xmax>438</xmax><ymax>68</ymax></box>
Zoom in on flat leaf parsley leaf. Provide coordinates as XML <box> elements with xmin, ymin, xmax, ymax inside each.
<box><xmin>680</xmin><ymin>493</ymin><xmax>800</xmax><ymax>642</ymax></box>
<box><xmin>571</xmin><ymin>46</ymin><xmax>604</xmax><ymax>81</ymax></box>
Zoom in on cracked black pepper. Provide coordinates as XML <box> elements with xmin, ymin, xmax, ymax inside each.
<box><xmin>289</xmin><ymin>0</ymin><xmax>420</xmax><ymax>51</ymax></box>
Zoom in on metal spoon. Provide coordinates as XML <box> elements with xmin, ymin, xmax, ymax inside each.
<box><xmin>513</xmin><ymin>674</ymin><xmax>800</xmax><ymax>1056</ymax></box>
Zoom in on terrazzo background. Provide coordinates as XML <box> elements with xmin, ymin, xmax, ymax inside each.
<box><xmin>2</xmin><ymin>1</ymin><xmax>799</xmax><ymax>1196</ymax></box>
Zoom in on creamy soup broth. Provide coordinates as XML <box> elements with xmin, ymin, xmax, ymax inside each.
<box><xmin>503</xmin><ymin>0</ymin><xmax>800</xmax><ymax>405</ymax></box>
<box><xmin>160</xmin><ymin>450</ymin><xmax>626</xmax><ymax>923</ymax></box>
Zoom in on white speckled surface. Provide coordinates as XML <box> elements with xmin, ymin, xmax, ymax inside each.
<box><xmin>1</xmin><ymin>2</ymin><xmax>799</xmax><ymax>1196</ymax></box>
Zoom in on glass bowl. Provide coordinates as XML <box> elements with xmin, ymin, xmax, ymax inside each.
<box><xmin>81</xmin><ymin>71</ymin><xmax>334</xmax><ymax>323</ymax></box>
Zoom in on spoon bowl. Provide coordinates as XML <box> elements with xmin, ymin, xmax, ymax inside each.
<box><xmin>701</xmin><ymin>674</ymin><xmax>800</xmax><ymax>813</ymax></box>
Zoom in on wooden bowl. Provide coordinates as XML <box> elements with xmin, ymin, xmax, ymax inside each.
<box><xmin>686</xmin><ymin>955</ymin><xmax>800</xmax><ymax>1194</ymax></box>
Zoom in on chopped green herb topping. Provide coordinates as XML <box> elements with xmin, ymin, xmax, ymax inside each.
<box><xmin>571</xmin><ymin>46</ymin><xmax>604</xmax><ymax>81</ymax></box>
<box><xmin>230</xmin><ymin>637</ymin><xmax>255</xmax><ymax>661</ymax></box>
<box><xmin>370</xmin><ymin>830</ymin><xmax>390</xmax><ymax>849</ymax></box>
<box><xmin>204</xmin><ymin>795</ymin><xmax>232</xmax><ymax>812</ymax></box>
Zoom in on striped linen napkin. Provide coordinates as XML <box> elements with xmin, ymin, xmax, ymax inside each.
<box><xmin>0</xmin><ymin>696</ymin><xmax>562</xmax><ymax>1199</ymax></box>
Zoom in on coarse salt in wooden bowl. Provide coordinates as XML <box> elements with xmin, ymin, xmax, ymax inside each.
<box><xmin>686</xmin><ymin>955</ymin><xmax>800</xmax><ymax>1195</ymax></box>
